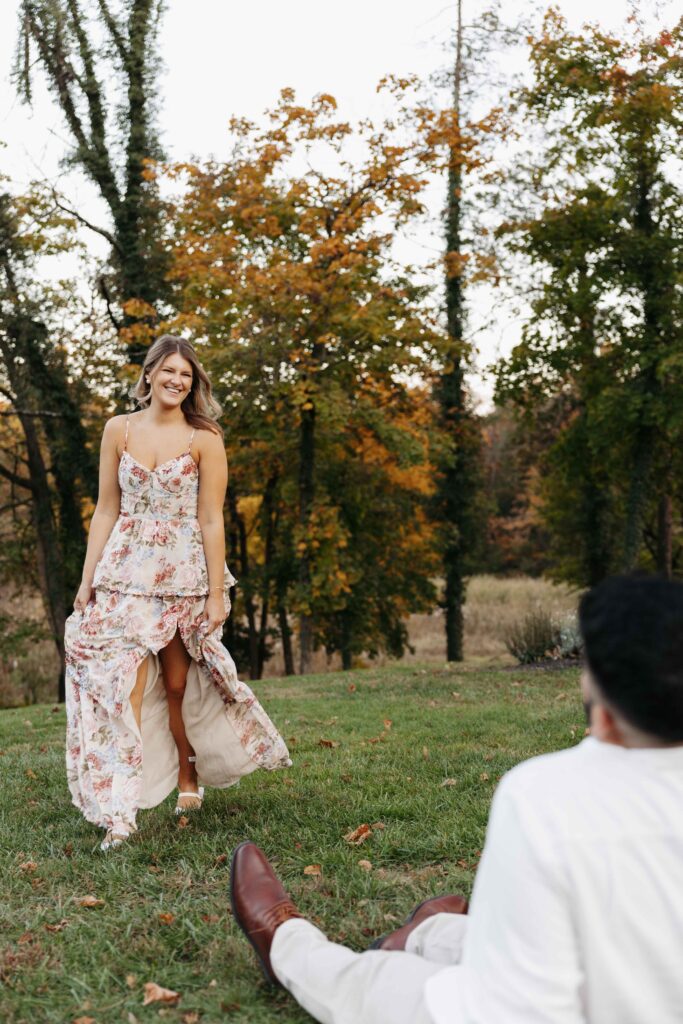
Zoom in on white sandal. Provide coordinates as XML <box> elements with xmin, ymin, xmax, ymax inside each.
<box><xmin>174</xmin><ymin>755</ymin><xmax>204</xmax><ymax>815</ymax></box>
<box><xmin>100</xmin><ymin>828</ymin><xmax>130</xmax><ymax>851</ymax></box>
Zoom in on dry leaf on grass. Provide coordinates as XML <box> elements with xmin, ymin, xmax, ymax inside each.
<box><xmin>303</xmin><ymin>864</ymin><xmax>322</xmax><ymax>877</ymax></box>
<box><xmin>451</xmin><ymin>691</ymin><xmax>461</xmax><ymax>699</ymax></box>
<box><xmin>176</xmin><ymin>815</ymin><xmax>190</xmax><ymax>829</ymax></box>
<box><xmin>422</xmin><ymin>746</ymin><xmax>430</xmax><ymax>760</ymax></box>
<box><xmin>126</xmin><ymin>974</ymin><xmax>137</xmax><ymax>989</ymax></box>
<box><xmin>383</xmin><ymin>719</ymin><xmax>393</xmax><ymax>730</ymax></box>
<box><xmin>158</xmin><ymin>913</ymin><xmax>175</xmax><ymax>925</ymax></box>
<box><xmin>17</xmin><ymin>931</ymin><xmax>34</xmax><ymax>944</ymax></box>
<box><xmin>142</xmin><ymin>981</ymin><xmax>180</xmax><ymax>1006</ymax></box>
<box><xmin>440</xmin><ymin>778</ymin><xmax>458</xmax><ymax>787</ymax></box>
<box><xmin>480</xmin><ymin>772</ymin><xmax>490</xmax><ymax>782</ymax></box>
<box><xmin>19</xmin><ymin>861</ymin><xmax>37</xmax><ymax>873</ymax></box>
<box><xmin>73</xmin><ymin>1017</ymin><xmax>96</xmax><ymax>1024</ymax></box>
<box><xmin>181</xmin><ymin>1013</ymin><xmax>200</xmax><ymax>1024</ymax></box>
<box><xmin>358</xmin><ymin>859</ymin><xmax>372</xmax><ymax>872</ymax></box>
<box><xmin>77</xmin><ymin>895</ymin><xmax>104</xmax><ymax>908</ymax></box>
<box><xmin>45</xmin><ymin>919</ymin><xmax>68</xmax><ymax>932</ymax></box>
<box><xmin>348</xmin><ymin>684</ymin><xmax>357</xmax><ymax>693</ymax></box>
<box><xmin>370</xmin><ymin>822</ymin><xmax>386</xmax><ymax>830</ymax></box>
<box><xmin>214</xmin><ymin>853</ymin><xmax>228</xmax><ymax>866</ymax></box>
<box><xmin>25</xmin><ymin>769</ymin><xmax>37</xmax><ymax>780</ymax></box>
<box><xmin>318</xmin><ymin>738</ymin><xmax>340</xmax><ymax>748</ymax></box>
<box><xmin>344</xmin><ymin>823</ymin><xmax>372</xmax><ymax>845</ymax></box>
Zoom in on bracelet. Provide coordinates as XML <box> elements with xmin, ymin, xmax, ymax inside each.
<box><xmin>209</xmin><ymin>586</ymin><xmax>224</xmax><ymax>592</ymax></box>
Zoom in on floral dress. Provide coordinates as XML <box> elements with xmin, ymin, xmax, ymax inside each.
<box><xmin>64</xmin><ymin>417</ymin><xmax>291</xmax><ymax>838</ymax></box>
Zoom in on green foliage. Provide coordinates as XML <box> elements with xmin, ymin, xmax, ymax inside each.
<box><xmin>496</xmin><ymin>11</ymin><xmax>683</xmax><ymax>583</ymax></box>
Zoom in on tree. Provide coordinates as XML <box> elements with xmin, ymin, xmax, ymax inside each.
<box><xmin>163</xmin><ymin>90</ymin><xmax>447</xmax><ymax>675</ymax></box>
<box><xmin>15</xmin><ymin>0</ymin><xmax>169</xmax><ymax>357</ymax></box>
<box><xmin>0</xmin><ymin>186</ymin><xmax>102</xmax><ymax>699</ymax></box>
<box><xmin>496</xmin><ymin>11</ymin><xmax>683</xmax><ymax>582</ymax></box>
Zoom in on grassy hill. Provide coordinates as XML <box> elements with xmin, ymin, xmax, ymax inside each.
<box><xmin>0</xmin><ymin>662</ymin><xmax>583</xmax><ymax>1023</ymax></box>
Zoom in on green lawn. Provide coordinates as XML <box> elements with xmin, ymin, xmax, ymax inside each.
<box><xmin>0</xmin><ymin>663</ymin><xmax>583</xmax><ymax>1023</ymax></box>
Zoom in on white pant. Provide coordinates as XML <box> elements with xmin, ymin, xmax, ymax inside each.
<box><xmin>270</xmin><ymin>912</ymin><xmax>469</xmax><ymax>1024</ymax></box>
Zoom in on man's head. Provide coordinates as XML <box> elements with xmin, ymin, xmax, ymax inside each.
<box><xmin>579</xmin><ymin>574</ymin><xmax>683</xmax><ymax>748</ymax></box>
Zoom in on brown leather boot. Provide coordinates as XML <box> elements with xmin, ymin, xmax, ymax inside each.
<box><xmin>230</xmin><ymin>841</ymin><xmax>304</xmax><ymax>985</ymax></box>
<box><xmin>370</xmin><ymin>893</ymin><xmax>469</xmax><ymax>951</ymax></box>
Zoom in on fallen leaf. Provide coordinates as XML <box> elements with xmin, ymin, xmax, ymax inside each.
<box><xmin>214</xmin><ymin>853</ymin><xmax>228</xmax><ymax>865</ymax></box>
<box><xmin>176</xmin><ymin>815</ymin><xmax>190</xmax><ymax>829</ymax></box>
<box><xmin>480</xmin><ymin>772</ymin><xmax>490</xmax><ymax>782</ymax></box>
<box><xmin>19</xmin><ymin>861</ymin><xmax>37</xmax><ymax>873</ymax></box>
<box><xmin>201</xmin><ymin>913</ymin><xmax>220</xmax><ymax>923</ymax></box>
<box><xmin>451</xmin><ymin>691</ymin><xmax>461</xmax><ymax>699</ymax></box>
<box><xmin>63</xmin><ymin>842</ymin><xmax>74</xmax><ymax>858</ymax></box>
<box><xmin>358</xmin><ymin>859</ymin><xmax>372</xmax><ymax>872</ymax></box>
<box><xmin>39</xmin><ymin>744</ymin><xmax>48</xmax><ymax>753</ymax></box>
<box><xmin>208</xmin><ymin>979</ymin><xmax>218</xmax><ymax>988</ymax></box>
<box><xmin>370</xmin><ymin>821</ymin><xmax>386</xmax><ymax>830</ymax></box>
<box><xmin>142</xmin><ymin>981</ymin><xmax>180</xmax><ymax>1006</ymax></box>
<box><xmin>283</xmin><ymin>777</ymin><xmax>295</xmax><ymax>786</ymax></box>
<box><xmin>45</xmin><ymin>919</ymin><xmax>68</xmax><ymax>932</ymax></box>
<box><xmin>340</xmin><ymin>773</ymin><xmax>353</xmax><ymax>783</ymax></box>
<box><xmin>126</xmin><ymin>974</ymin><xmax>137</xmax><ymax>989</ymax></box>
<box><xmin>303</xmin><ymin>864</ymin><xmax>322</xmax><ymax>876</ymax></box>
<box><xmin>348</xmin><ymin>684</ymin><xmax>356</xmax><ymax>693</ymax></box>
<box><xmin>422</xmin><ymin>746</ymin><xmax>430</xmax><ymax>760</ymax></box>
<box><xmin>344</xmin><ymin>824</ymin><xmax>372</xmax><ymax>845</ymax></box>
<box><xmin>73</xmin><ymin>1017</ymin><xmax>96</xmax><ymax>1024</ymax></box>
<box><xmin>158</xmin><ymin>913</ymin><xmax>175</xmax><ymax>925</ymax></box>
<box><xmin>77</xmin><ymin>895</ymin><xmax>104</xmax><ymax>908</ymax></box>
<box><xmin>17</xmin><ymin>931</ymin><xmax>34</xmax><ymax>945</ymax></box>
<box><xmin>382</xmin><ymin>719</ymin><xmax>393</xmax><ymax>730</ymax></box>
<box><xmin>440</xmin><ymin>778</ymin><xmax>458</xmax><ymax>787</ymax></box>
<box><xmin>181</xmin><ymin>1013</ymin><xmax>200</xmax><ymax>1024</ymax></box>
<box><xmin>318</xmin><ymin>738</ymin><xmax>340</xmax><ymax>748</ymax></box>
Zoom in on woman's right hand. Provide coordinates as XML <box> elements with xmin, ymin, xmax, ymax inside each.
<box><xmin>73</xmin><ymin>580</ymin><xmax>95</xmax><ymax>613</ymax></box>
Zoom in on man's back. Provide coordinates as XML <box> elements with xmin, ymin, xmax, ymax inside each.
<box><xmin>426</xmin><ymin>737</ymin><xmax>683</xmax><ymax>1023</ymax></box>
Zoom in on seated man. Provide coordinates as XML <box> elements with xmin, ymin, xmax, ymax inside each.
<box><xmin>230</xmin><ymin>575</ymin><xmax>683</xmax><ymax>1023</ymax></box>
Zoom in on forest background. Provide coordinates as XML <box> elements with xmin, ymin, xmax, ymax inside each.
<box><xmin>0</xmin><ymin>0</ymin><xmax>681</xmax><ymax>704</ymax></box>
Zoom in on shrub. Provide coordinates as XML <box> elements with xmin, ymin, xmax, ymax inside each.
<box><xmin>504</xmin><ymin>610</ymin><xmax>583</xmax><ymax>665</ymax></box>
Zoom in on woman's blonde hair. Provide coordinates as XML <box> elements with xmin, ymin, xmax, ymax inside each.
<box><xmin>131</xmin><ymin>335</ymin><xmax>224</xmax><ymax>437</ymax></box>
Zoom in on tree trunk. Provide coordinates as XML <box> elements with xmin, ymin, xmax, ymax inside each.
<box><xmin>227</xmin><ymin>485</ymin><xmax>259</xmax><ymax>679</ymax></box>
<box><xmin>278</xmin><ymin>603</ymin><xmax>295</xmax><ymax>677</ymax></box>
<box><xmin>298</xmin><ymin>403</ymin><xmax>315</xmax><ymax>674</ymax></box>
<box><xmin>439</xmin><ymin>0</ymin><xmax>471</xmax><ymax>662</ymax></box>
<box><xmin>657</xmin><ymin>492</ymin><xmax>673</xmax><ymax>579</ymax></box>
<box><xmin>622</xmin><ymin>432</ymin><xmax>652</xmax><ymax>571</ymax></box>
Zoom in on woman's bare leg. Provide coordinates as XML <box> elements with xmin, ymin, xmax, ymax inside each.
<box><xmin>159</xmin><ymin>628</ymin><xmax>201</xmax><ymax>808</ymax></box>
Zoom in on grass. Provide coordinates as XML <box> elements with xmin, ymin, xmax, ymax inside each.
<box><xmin>0</xmin><ymin>662</ymin><xmax>584</xmax><ymax>1023</ymax></box>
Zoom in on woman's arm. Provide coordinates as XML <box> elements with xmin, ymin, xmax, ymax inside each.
<box><xmin>73</xmin><ymin>417</ymin><xmax>123</xmax><ymax>611</ymax></box>
<box><xmin>197</xmin><ymin>428</ymin><xmax>229</xmax><ymax>632</ymax></box>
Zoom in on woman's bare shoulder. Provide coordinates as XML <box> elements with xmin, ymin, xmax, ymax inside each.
<box><xmin>194</xmin><ymin>423</ymin><xmax>226</xmax><ymax>460</ymax></box>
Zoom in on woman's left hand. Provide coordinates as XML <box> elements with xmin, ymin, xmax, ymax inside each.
<box><xmin>201</xmin><ymin>593</ymin><xmax>226</xmax><ymax>634</ymax></box>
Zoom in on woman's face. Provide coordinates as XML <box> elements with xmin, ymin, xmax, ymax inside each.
<box><xmin>148</xmin><ymin>352</ymin><xmax>194</xmax><ymax>409</ymax></box>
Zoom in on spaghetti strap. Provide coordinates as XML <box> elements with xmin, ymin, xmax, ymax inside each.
<box><xmin>187</xmin><ymin>426</ymin><xmax>196</xmax><ymax>452</ymax></box>
<box><xmin>123</xmin><ymin>415</ymin><xmax>130</xmax><ymax>452</ymax></box>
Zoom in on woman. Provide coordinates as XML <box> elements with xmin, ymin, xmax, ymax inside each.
<box><xmin>64</xmin><ymin>335</ymin><xmax>291</xmax><ymax>851</ymax></box>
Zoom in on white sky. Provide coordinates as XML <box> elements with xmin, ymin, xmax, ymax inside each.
<box><xmin>0</xmin><ymin>0</ymin><xmax>676</xmax><ymax>403</ymax></box>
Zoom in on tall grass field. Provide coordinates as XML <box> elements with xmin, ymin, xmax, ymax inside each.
<box><xmin>0</xmin><ymin>662</ymin><xmax>584</xmax><ymax>1023</ymax></box>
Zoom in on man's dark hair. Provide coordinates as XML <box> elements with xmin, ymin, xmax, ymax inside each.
<box><xmin>579</xmin><ymin>574</ymin><xmax>683</xmax><ymax>742</ymax></box>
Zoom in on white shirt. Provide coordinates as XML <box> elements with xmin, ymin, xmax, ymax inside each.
<box><xmin>425</xmin><ymin>736</ymin><xmax>683</xmax><ymax>1023</ymax></box>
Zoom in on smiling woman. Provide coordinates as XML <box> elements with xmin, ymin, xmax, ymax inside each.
<box><xmin>63</xmin><ymin>335</ymin><xmax>291</xmax><ymax>852</ymax></box>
